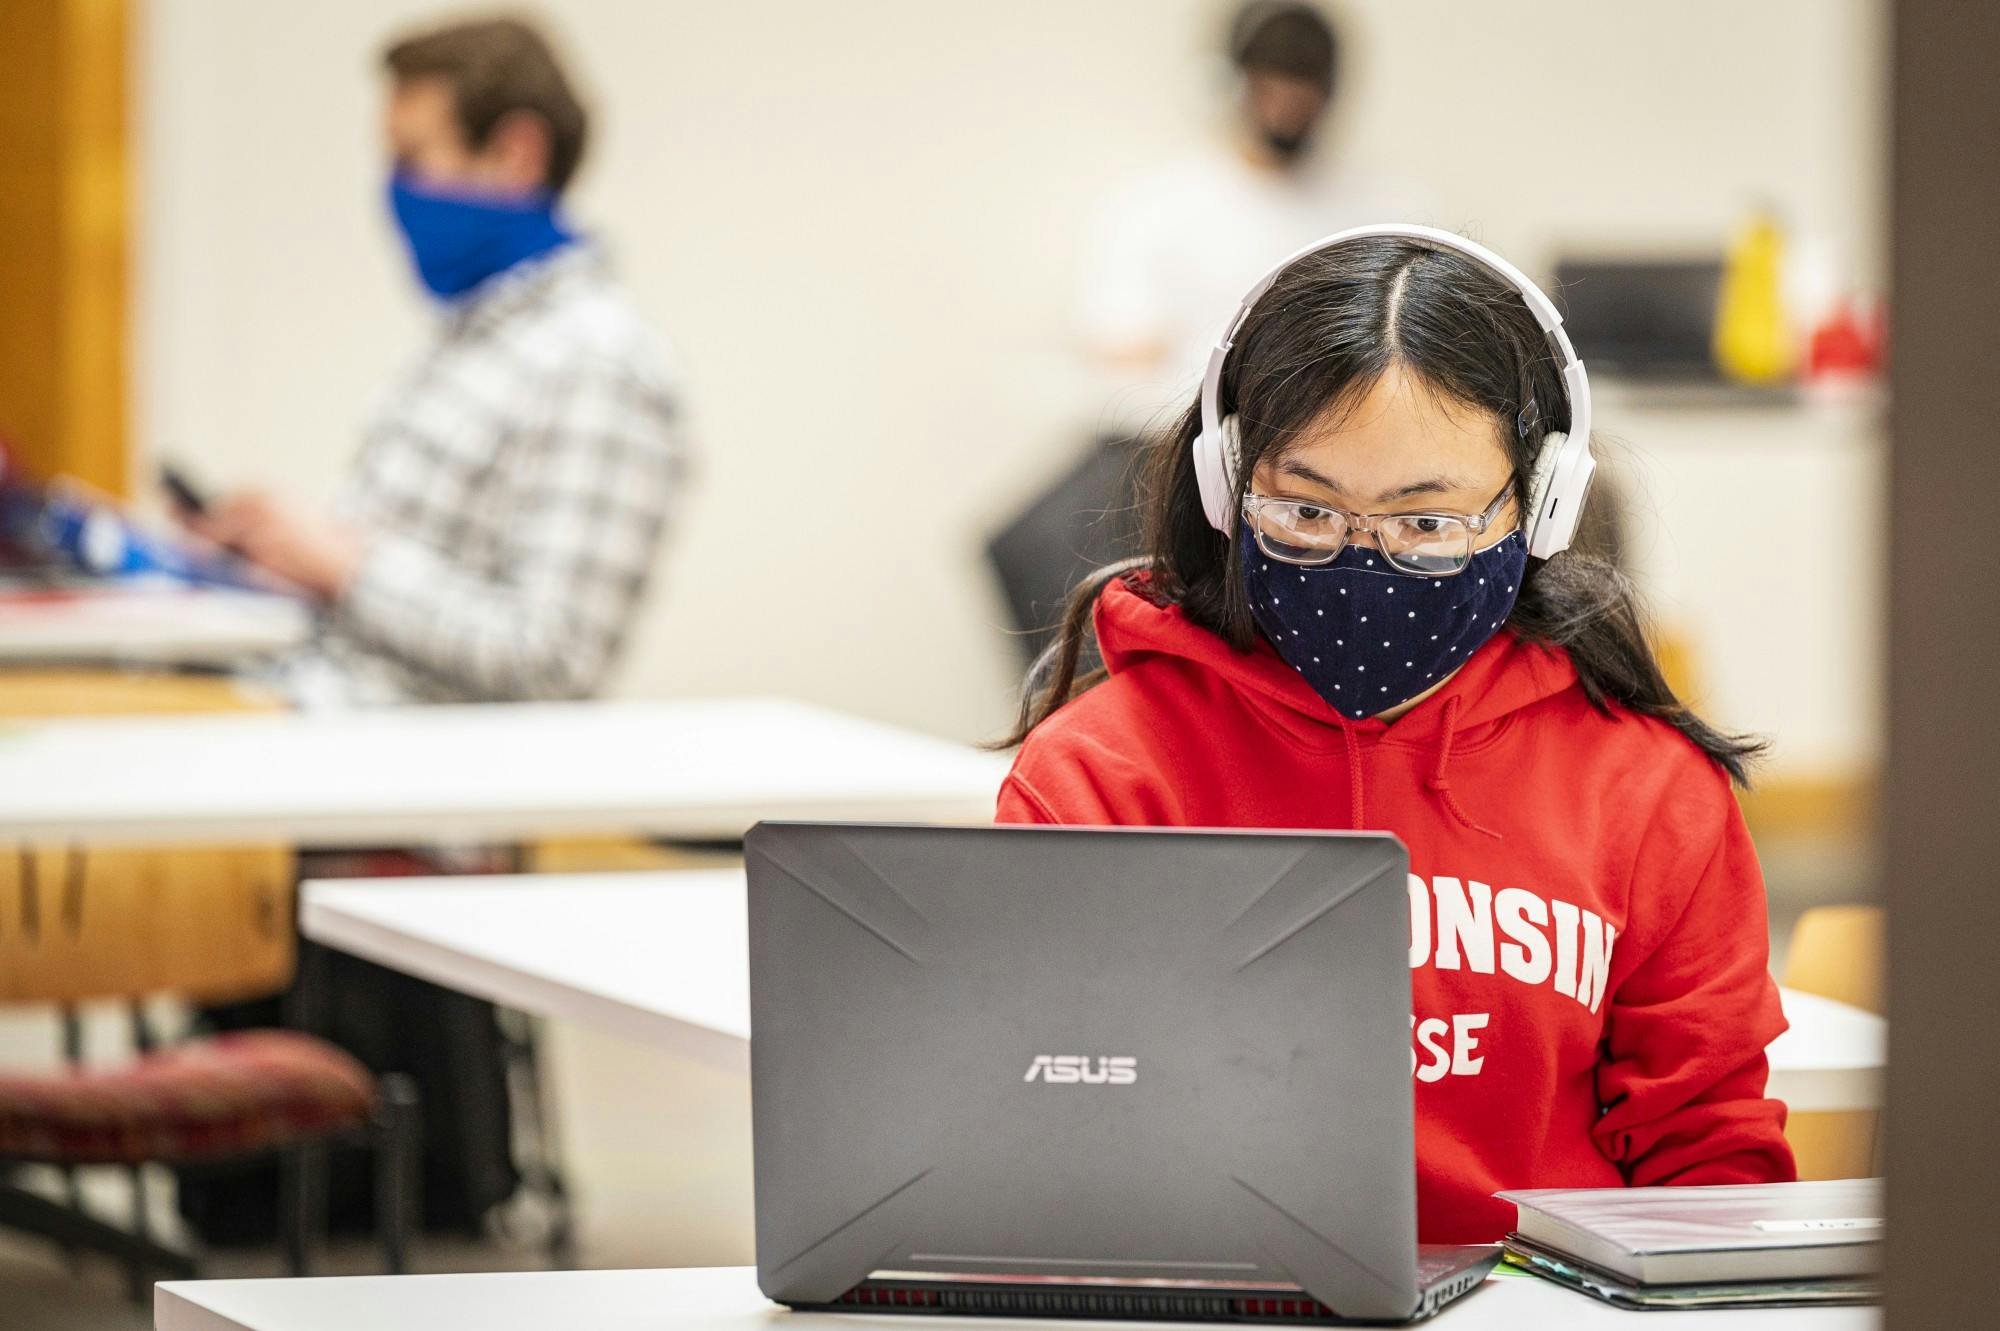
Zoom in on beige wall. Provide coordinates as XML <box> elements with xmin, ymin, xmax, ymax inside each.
<box><xmin>135</xmin><ymin>0</ymin><xmax>1884</xmax><ymax>764</ymax></box>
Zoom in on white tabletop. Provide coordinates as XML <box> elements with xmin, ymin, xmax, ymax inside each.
<box><xmin>1766</xmin><ymin>989</ymin><xmax>1886</xmax><ymax>1113</ymax></box>
<box><xmin>0</xmin><ymin>697</ymin><xmax>1011</xmax><ymax>847</ymax></box>
<box><xmin>0</xmin><ymin>581</ymin><xmax>310</xmax><ymax>666</ymax></box>
<box><xmin>155</xmin><ymin>1263</ymin><xmax>1878</xmax><ymax>1331</ymax></box>
<box><xmin>299</xmin><ymin>871</ymin><xmax>1887</xmax><ymax>1110</ymax></box>
<box><xmin>303</xmin><ymin>870</ymin><xmax>752</xmax><ymax>1071</ymax></box>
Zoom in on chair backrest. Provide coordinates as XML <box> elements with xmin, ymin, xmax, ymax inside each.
<box><xmin>0</xmin><ymin>844</ymin><xmax>295</xmax><ymax>1005</ymax></box>
<box><xmin>1782</xmin><ymin>903</ymin><xmax>1885</xmax><ymax>1014</ymax></box>
<box><xmin>0</xmin><ymin>667</ymin><xmax>297</xmax><ymax>1005</ymax></box>
<box><xmin>985</xmin><ymin>436</ymin><xmax>1145</xmax><ymax>665</ymax></box>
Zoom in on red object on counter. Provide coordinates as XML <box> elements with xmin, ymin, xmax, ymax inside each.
<box><xmin>1808</xmin><ymin>297</ymin><xmax>1884</xmax><ymax>378</ymax></box>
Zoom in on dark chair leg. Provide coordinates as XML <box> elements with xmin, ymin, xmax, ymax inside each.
<box><xmin>374</xmin><ymin>1074</ymin><xmax>422</xmax><ymax>1274</ymax></box>
<box><xmin>126</xmin><ymin>1003</ymin><xmax>158</xmax><ymax>1302</ymax></box>
<box><xmin>59</xmin><ymin>1005</ymin><xmax>86</xmax><ymax>1276</ymax></box>
<box><xmin>283</xmin><ymin>936</ymin><xmax>330</xmax><ymax>1035</ymax></box>
<box><xmin>125</xmin><ymin>1166</ymin><xmax>151</xmax><ymax>1303</ymax></box>
<box><xmin>0</xmin><ymin>1179</ymin><xmax>197</xmax><ymax>1292</ymax></box>
<box><xmin>278</xmin><ymin>1141</ymin><xmax>327</xmax><ymax>1277</ymax></box>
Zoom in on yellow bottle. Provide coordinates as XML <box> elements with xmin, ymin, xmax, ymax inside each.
<box><xmin>1713</xmin><ymin>209</ymin><xmax>1795</xmax><ymax>385</ymax></box>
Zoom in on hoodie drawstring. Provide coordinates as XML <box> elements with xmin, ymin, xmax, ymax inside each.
<box><xmin>1341</xmin><ymin>721</ymin><xmax>1366</xmax><ymax>829</ymax></box>
<box><xmin>1426</xmin><ymin>695</ymin><xmax>1502</xmax><ymax>840</ymax></box>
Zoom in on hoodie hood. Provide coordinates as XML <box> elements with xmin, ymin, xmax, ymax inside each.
<box><xmin>1093</xmin><ymin>572</ymin><xmax>1578</xmax><ymax>833</ymax></box>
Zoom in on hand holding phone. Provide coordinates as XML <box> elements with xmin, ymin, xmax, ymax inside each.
<box><xmin>160</xmin><ymin>462</ymin><xmax>211</xmax><ymax>517</ymax></box>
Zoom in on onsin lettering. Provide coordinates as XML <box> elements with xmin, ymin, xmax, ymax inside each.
<box><xmin>1407</xmin><ymin>874</ymin><xmax>1618</xmax><ymax>1014</ymax></box>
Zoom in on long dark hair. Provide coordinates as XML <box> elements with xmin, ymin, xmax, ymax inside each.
<box><xmin>1005</xmin><ymin>235</ymin><xmax>1765</xmax><ymax>784</ymax></box>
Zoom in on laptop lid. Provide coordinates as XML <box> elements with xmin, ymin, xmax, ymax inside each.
<box><xmin>748</xmin><ymin>822</ymin><xmax>1422</xmax><ymax>1322</ymax></box>
<box><xmin>1552</xmin><ymin>257</ymin><xmax>1724</xmax><ymax>380</ymax></box>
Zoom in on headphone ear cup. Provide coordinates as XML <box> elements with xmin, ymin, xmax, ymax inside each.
<box><xmin>1193</xmin><ymin>414</ymin><xmax>1243</xmax><ymax>533</ymax></box>
<box><xmin>1523</xmin><ymin>430</ymin><xmax>1596</xmax><ymax>559</ymax></box>
<box><xmin>1523</xmin><ymin>432</ymin><xmax>1564</xmax><ymax>537</ymax></box>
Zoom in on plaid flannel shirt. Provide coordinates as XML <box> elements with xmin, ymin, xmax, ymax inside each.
<box><xmin>292</xmin><ymin>246</ymin><xmax>688</xmax><ymax>705</ymax></box>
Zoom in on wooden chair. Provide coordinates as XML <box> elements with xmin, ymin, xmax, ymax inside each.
<box><xmin>0</xmin><ymin>843</ymin><xmax>419</xmax><ymax>1297</ymax></box>
<box><xmin>1780</xmin><ymin>904</ymin><xmax>1885</xmax><ymax>1181</ymax></box>
<box><xmin>1783</xmin><ymin>904</ymin><xmax>1884</xmax><ymax>1014</ymax></box>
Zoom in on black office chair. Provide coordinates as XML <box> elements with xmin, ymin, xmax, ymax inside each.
<box><xmin>986</xmin><ymin>434</ymin><xmax>1149</xmax><ymax>666</ymax></box>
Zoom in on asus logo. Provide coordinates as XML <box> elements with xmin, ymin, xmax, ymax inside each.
<box><xmin>1023</xmin><ymin>1055</ymin><xmax>1137</xmax><ymax>1085</ymax></box>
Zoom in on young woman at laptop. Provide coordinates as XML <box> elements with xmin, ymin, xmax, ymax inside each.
<box><xmin>997</xmin><ymin>225</ymin><xmax>1796</xmax><ymax>1244</ymax></box>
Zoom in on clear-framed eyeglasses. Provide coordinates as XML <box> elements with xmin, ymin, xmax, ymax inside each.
<box><xmin>1240</xmin><ymin>483</ymin><xmax>1515</xmax><ymax>577</ymax></box>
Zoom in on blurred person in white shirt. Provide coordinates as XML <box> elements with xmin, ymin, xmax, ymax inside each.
<box><xmin>1078</xmin><ymin>2</ymin><xmax>1435</xmax><ymax>416</ymax></box>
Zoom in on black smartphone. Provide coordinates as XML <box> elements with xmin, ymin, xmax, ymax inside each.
<box><xmin>160</xmin><ymin>462</ymin><xmax>211</xmax><ymax>516</ymax></box>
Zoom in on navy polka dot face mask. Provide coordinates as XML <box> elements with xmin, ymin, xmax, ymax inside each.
<box><xmin>1240</xmin><ymin>527</ymin><xmax>1530</xmax><ymax>720</ymax></box>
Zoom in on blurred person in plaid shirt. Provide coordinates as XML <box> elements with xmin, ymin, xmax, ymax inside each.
<box><xmin>174</xmin><ymin>17</ymin><xmax>692</xmax><ymax>1248</ymax></box>
<box><xmin>191</xmin><ymin>16</ymin><xmax>687</xmax><ymax>705</ymax></box>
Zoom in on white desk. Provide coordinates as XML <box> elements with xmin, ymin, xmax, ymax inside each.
<box><xmin>300</xmin><ymin>871</ymin><xmax>1887</xmax><ymax>1109</ymax></box>
<box><xmin>0</xmin><ymin>582</ymin><xmax>310</xmax><ymax>667</ymax></box>
<box><xmin>1768</xmin><ymin>990</ymin><xmax>1886</xmax><ymax>1113</ymax></box>
<box><xmin>0</xmin><ymin>698</ymin><xmax>1011</xmax><ymax>847</ymax></box>
<box><xmin>155</xmin><ymin>1263</ymin><xmax>1878</xmax><ymax>1331</ymax></box>
<box><xmin>304</xmin><ymin>871</ymin><xmax>752</xmax><ymax>1071</ymax></box>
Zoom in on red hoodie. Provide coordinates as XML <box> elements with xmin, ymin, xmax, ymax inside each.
<box><xmin>997</xmin><ymin>575</ymin><xmax>1796</xmax><ymax>1243</ymax></box>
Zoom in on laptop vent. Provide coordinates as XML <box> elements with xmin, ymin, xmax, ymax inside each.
<box><xmin>834</xmin><ymin>1283</ymin><xmax>1343</xmax><ymax>1323</ymax></box>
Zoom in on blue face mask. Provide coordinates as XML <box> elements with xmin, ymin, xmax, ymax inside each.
<box><xmin>387</xmin><ymin>174</ymin><xmax>575</xmax><ymax>300</ymax></box>
<box><xmin>1241</xmin><ymin>528</ymin><xmax>1530</xmax><ymax>720</ymax></box>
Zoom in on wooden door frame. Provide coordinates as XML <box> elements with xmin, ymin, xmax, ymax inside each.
<box><xmin>1885</xmin><ymin>0</ymin><xmax>2000</xmax><ymax>1325</ymax></box>
<box><xmin>0</xmin><ymin>0</ymin><xmax>130</xmax><ymax>497</ymax></box>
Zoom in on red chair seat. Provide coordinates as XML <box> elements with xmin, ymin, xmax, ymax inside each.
<box><xmin>0</xmin><ymin>1030</ymin><xmax>375</xmax><ymax>1165</ymax></box>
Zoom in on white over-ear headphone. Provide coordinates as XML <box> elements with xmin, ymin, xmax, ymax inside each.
<box><xmin>1193</xmin><ymin>223</ymin><xmax>1595</xmax><ymax>561</ymax></box>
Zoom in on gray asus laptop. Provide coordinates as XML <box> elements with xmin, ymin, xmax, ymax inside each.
<box><xmin>747</xmin><ymin>823</ymin><xmax>1499</xmax><ymax>1324</ymax></box>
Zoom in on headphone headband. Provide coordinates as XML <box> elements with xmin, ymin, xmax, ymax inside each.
<box><xmin>1194</xmin><ymin>223</ymin><xmax>1594</xmax><ymax>558</ymax></box>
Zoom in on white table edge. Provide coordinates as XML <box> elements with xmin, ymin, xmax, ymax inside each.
<box><xmin>0</xmin><ymin>793</ymin><xmax>1000</xmax><ymax>850</ymax></box>
<box><xmin>157</xmin><ymin>1284</ymin><xmax>249</xmax><ymax>1331</ymax></box>
<box><xmin>0</xmin><ymin>639</ymin><xmax>301</xmax><ymax>666</ymax></box>
<box><xmin>1767</xmin><ymin>1064</ymin><xmax>1884</xmax><ymax>1114</ymax></box>
<box><xmin>152</xmin><ymin>1268</ymin><xmax>763</xmax><ymax>1331</ymax></box>
<box><xmin>153</xmin><ymin>1264</ymin><xmax>1880</xmax><ymax>1331</ymax></box>
<box><xmin>300</xmin><ymin>886</ymin><xmax>750</xmax><ymax>1074</ymax></box>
